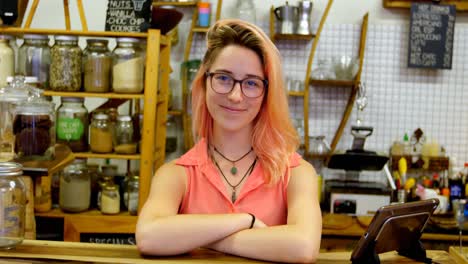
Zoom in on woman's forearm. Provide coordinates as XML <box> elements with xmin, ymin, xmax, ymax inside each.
<box><xmin>208</xmin><ymin>224</ymin><xmax>320</xmax><ymax>263</ymax></box>
<box><xmin>136</xmin><ymin>213</ymin><xmax>252</xmax><ymax>256</ymax></box>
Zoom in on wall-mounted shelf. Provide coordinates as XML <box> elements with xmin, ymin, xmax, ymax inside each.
<box><xmin>153</xmin><ymin>1</ymin><xmax>197</xmax><ymax>7</ymax></box>
<box><xmin>383</xmin><ymin>0</ymin><xmax>468</xmax><ymax>11</ymax></box>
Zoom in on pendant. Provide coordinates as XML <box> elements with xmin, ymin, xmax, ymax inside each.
<box><xmin>230</xmin><ymin>166</ymin><xmax>238</xmax><ymax>175</ymax></box>
<box><xmin>231</xmin><ymin>189</ymin><xmax>237</xmax><ymax>203</ymax></box>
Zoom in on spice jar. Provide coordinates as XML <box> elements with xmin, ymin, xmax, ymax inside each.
<box><xmin>49</xmin><ymin>35</ymin><xmax>82</xmax><ymax>91</ymax></box>
<box><xmin>97</xmin><ymin>164</ymin><xmax>117</xmax><ymax>210</ymax></box>
<box><xmin>0</xmin><ymin>162</ymin><xmax>26</xmax><ymax>249</ymax></box>
<box><xmin>125</xmin><ymin>174</ymin><xmax>139</xmax><ymax>215</ymax></box>
<box><xmin>18</xmin><ymin>34</ymin><xmax>51</xmax><ymax>88</ymax></box>
<box><xmin>90</xmin><ymin>113</ymin><xmax>113</xmax><ymax>153</ymax></box>
<box><xmin>83</xmin><ymin>39</ymin><xmax>112</xmax><ymax>93</ymax></box>
<box><xmin>59</xmin><ymin>158</ymin><xmax>90</xmax><ymax>212</ymax></box>
<box><xmin>114</xmin><ymin>115</ymin><xmax>137</xmax><ymax>154</ymax></box>
<box><xmin>100</xmin><ymin>184</ymin><xmax>120</xmax><ymax>215</ymax></box>
<box><xmin>0</xmin><ymin>36</ymin><xmax>15</xmax><ymax>87</ymax></box>
<box><xmin>112</xmin><ymin>38</ymin><xmax>144</xmax><ymax>94</ymax></box>
<box><xmin>56</xmin><ymin>97</ymin><xmax>89</xmax><ymax>152</ymax></box>
<box><xmin>13</xmin><ymin>99</ymin><xmax>55</xmax><ymax>160</ymax></box>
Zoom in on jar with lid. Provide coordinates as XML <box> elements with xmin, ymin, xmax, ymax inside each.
<box><xmin>18</xmin><ymin>34</ymin><xmax>51</xmax><ymax>88</ymax></box>
<box><xmin>100</xmin><ymin>184</ymin><xmax>120</xmax><ymax>215</ymax></box>
<box><xmin>112</xmin><ymin>38</ymin><xmax>144</xmax><ymax>94</ymax></box>
<box><xmin>13</xmin><ymin>99</ymin><xmax>55</xmax><ymax>160</ymax></box>
<box><xmin>83</xmin><ymin>39</ymin><xmax>112</xmax><ymax>93</ymax></box>
<box><xmin>59</xmin><ymin>158</ymin><xmax>90</xmax><ymax>212</ymax></box>
<box><xmin>0</xmin><ymin>35</ymin><xmax>15</xmax><ymax>87</ymax></box>
<box><xmin>307</xmin><ymin>135</ymin><xmax>330</xmax><ymax>175</ymax></box>
<box><xmin>87</xmin><ymin>163</ymin><xmax>100</xmax><ymax>209</ymax></box>
<box><xmin>114</xmin><ymin>115</ymin><xmax>137</xmax><ymax>154</ymax></box>
<box><xmin>0</xmin><ymin>162</ymin><xmax>26</xmax><ymax>249</ymax></box>
<box><xmin>90</xmin><ymin>113</ymin><xmax>113</xmax><ymax>153</ymax></box>
<box><xmin>3</xmin><ymin>35</ymin><xmax>18</xmax><ymax>74</ymax></box>
<box><xmin>49</xmin><ymin>35</ymin><xmax>82</xmax><ymax>91</ymax></box>
<box><xmin>125</xmin><ymin>174</ymin><xmax>139</xmax><ymax>215</ymax></box>
<box><xmin>56</xmin><ymin>97</ymin><xmax>89</xmax><ymax>152</ymax></box>
<box><xmin>97</xmin><ymin>164</ymin><xmax>117</xmax><ymax>209</ymax></box>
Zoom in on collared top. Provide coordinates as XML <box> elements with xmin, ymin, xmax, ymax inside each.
<box><xmin>176</xmin><ymin>138</ymin><xmax>301</xmax><ymax>226</ymax></box>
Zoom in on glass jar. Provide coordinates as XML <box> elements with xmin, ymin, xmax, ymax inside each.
<box><xmin>0</xmin><ymin>36</ymin><xmax>15</xmax><ymax>87</ymax></box>
<box><xmin>0</xmin><ymin>162</ymin><xmax>25</xmax><ymax>249</ymax></box>
<box><xmin>49</xmin><ymin>35</ymin><xmax>82</xmax><ymax>91</ymax></box>
<box><xmin>18</xmin><ymin>34</ymin><xmax>51</xmax><ymax>88</ymax></box>
<box><xmin>114</xmin><ymin>115</ymin><xmax>136</xmax><ymax>154</ymax></box>
<box><xmin>90</xmin><ymin>113</ymin><xmax>113</xmax><ymax>153</ymax></box>
<box><xmin>97</xmin><ymin>164</ymin><xmax>117</xmax><ymax>210</ymax></box>
<box><xmin>308</xmin><ymin>135</ymin><xmax>330</xmax><ymax>176</ymax></box>
<box><xmin>101</xmin><ymin>184</ymin><xmax>120</xmax><ymax>215</ymax></box>
<box><xmin>13</xmin><ymin>99</ymin><xmax>55</xmax><ymax>160</ymax></box>
<box><xmin>56</xmin><ymin>97</ymin><xmax>89</xmax><ymax>152</ymax></box>
<box><xmin>235</xmin><ymin>0</ymin><xmax>257</xmax><ymax>25</ymax></box>
<box><xmin>125</xmin><ymin>174</ymin><xmax>139</xmax><ymax>215</ymax></box>
<box><xmin>59</xmin><ymin>158</ymin><xmax>90</xmax><ymax>212</ymax></box>
<box><xmin>112</xmin><ymin>38</ymin><xmax>144</xmax><ymax>94</ymax></box>
<box><xmin>83</xmin><ymin>39</ymin><xmax>112</xmax><ymax>93</ymax></box>
<box><xmin>87</xmin><ymin>163</ymin><xmax>100</xmax><ymax>209</ymax></box>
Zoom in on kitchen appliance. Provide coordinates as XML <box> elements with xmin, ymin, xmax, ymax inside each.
<box><xmin>274</xmin><ymin>2</ymin><xmax>298</xmax><ymax>34</ymax></box>
<box><xmin>296</xmin><ymin>1</ymin><xmax>313</xmax><ymax>35</ymax></box>
<box><xmin>325</xmin><ymin>126</ymin><xmax>395</xmax><ymax>215</ymax></box>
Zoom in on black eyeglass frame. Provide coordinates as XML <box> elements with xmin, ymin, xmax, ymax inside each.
<box><xmin>205</xmin><ymin>72</ymin><xmax>268</xmax><ymax>98</ymax></box>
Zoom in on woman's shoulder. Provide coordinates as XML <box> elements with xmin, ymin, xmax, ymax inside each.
<box><xmin>156</xmin><ymin>159</ymin><xmax>187</xmax><ymax>178</ymax></box>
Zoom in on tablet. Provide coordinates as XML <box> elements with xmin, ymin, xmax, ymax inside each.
<box><xmin>350</xmin><ymin>198</ymin><xmax>439</xmax><ymax>263</ymax></box>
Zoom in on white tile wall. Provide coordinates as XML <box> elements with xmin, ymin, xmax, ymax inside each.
<box><xmin>184</xmin><ymin>21</ymin><xmax>468</xmax><ymax>181</ymax></box>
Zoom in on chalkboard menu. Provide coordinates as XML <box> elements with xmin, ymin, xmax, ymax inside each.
<box><xmin>80</xmin><ymin>233</ymin><xmax>136</xmax><ymax>245</ymax></box>
<box><xmin>105</xmin><ymin>0</ymin><xmax>151</xmax><ymax>32</ymax></box>
<box><xmin>408</xmin><ymin>3</ymin><xmax>456</xmax><ymax>69</ymax></box>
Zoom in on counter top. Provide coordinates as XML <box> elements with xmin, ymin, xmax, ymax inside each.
<box><xmin>0</xmin><ymin>240</ymin><xmax>457</xmax><ymax>264</ymax></box>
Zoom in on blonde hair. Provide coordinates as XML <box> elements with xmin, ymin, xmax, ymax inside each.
<box><xmin>191</xmin><ymin>19</ymin><xmax>299</xmax><ymax>184</ymax></box>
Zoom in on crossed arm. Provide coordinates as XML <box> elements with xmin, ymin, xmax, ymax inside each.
<box><xmin>135</xmin><ymin>159</ymin><xmax>322</xmax><ymax>263</ymax></box>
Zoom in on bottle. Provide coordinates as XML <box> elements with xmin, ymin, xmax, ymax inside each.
<box><xmin>59</xmin><ymin>158</ymin><xmax>90</xmax><ymax>212</ymax></box>
<box><xmin>112</xmin><ymin>38</ymin><xmax>144</xmax><ymax>93</ymax></box>
<box><xmin>90</xmin><ymin>113</ymin><xmax>113</xmax><ymax>153</ymax></box>
<box><xmin>56</xmin><ymin>97</ymin><xmax>89</xmax><ymax>152</ymax></box>
<box><xmin>0</xmin><ymin>162</ymin><xmax>26</xmax><ymax>249</ymax></box>
<box><xmin>449</xmin><ymin>168</ymin><xmax>464</xmax><ymax>211</ymax></box>
<box><xmin>18</xmin><ymin>34</ymin><xmax>51</xmax><ymax>88</ymax></box>
<box><xmin>235</xmin><ymin>0</ymin><xmax>257</xmax><ymax>25</ymax></box>
<box><xmin>49</xmin><ymin>35</ymin><xmax>82</xmax><ymax>91</ymax></box>
<box><xmin>83</xmin><ymin>39</ymin><xmax>112</xmax><ymax>93</ymax></box>
<box><xmin>0</xmin><ymin>35</ymin><xmax>15</xmax><ymax>87</ymax></box>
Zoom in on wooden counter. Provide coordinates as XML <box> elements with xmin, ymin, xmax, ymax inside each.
<box><xmin>0</xmin><ymin>240</ymin><xmax>457</xmax><ymax>264</ymax></box>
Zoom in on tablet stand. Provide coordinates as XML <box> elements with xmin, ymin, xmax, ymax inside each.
<box><xmin>351</xmin><ymin>240</ymin><xmax>432</xmax><ymax>264</ymax></box>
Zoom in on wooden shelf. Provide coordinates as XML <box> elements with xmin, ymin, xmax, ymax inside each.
<box><xmin>288</xmin><ymin>91</ymin><xmax>306</xmax><ymax>97</ymax></box>
<box><xmin>383</xmin><ymin>0</ymin><xmax>468</xmax><ymax>11</ymax></box>
<box><xmin>152</xmin><ymin>1</ymin><xmax>197</xmax><ymax>7</ymax></box>
<box><xmin>35</xmin><ymin>208</ymin><xmax>134</xmax><ymax>218</ymax></box>
<box><xmin>43</xmin><ymin>91</ymin><xmax>144</xmax><ymax>99</ymax></box>
<box><xmin>273</xmin><ymin>33</ymin><xmax>315</xmax><ymax>41</ymax></box>
<box><xmin>168</xmin><ymin>110</ymin><xmax>183</xmax><ymax>116</ymax></box>
<box><xmin>192</xmin><ymin>27</ymin><xmax>210</xmax><ymax>33</ymax></box>
<box><xmin>310</xmin><ymin>79</ymin><xmax>356</xmax><ymax>87</ymax></box>
<box><xmin>73</xmin><ymin>152</ymin><xmax>141</xmax><ymax>160</ymax></box>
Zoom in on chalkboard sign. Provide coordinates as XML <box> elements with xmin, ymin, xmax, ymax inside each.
<box><xmin>105</xmin><ymin>0</ymin><xmax>151</xmax><ymax>32</ymax></box>
<box><xmin>408</xmin><ymin>3</ymin><xmax>456</xmax><ymax>69</ymax></box>
<box><xmin>80</xmin><ymin>233</ymin><xmax>136</xmax><ymax>245</ymax></box>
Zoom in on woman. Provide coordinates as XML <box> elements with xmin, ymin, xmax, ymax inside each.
<box><xmin>136</xmin><ymin>19</ymin><xmax>322</xmax><ymax>263</ymax></box>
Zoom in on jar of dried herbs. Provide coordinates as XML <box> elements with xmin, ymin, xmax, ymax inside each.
<box><xmin>83</xmin><ymin>39</ymin><xmax>112</xmax><ymax>93</ymax></box>
<box><xmin>114</xmin><ymin>115</ymin><xmax>136</xmax><ymax>154</ymax></box>
<box><xmin>18</xmin><ymin>34</ymin><xmax>51</xmax><ymax>88</ymax></box>
<box><xmin>112</xmin><ymin>38</ymin><xmax>144</xmax><ymax>94</ymax></box>
<box><xmin>56</xmin><ymin>97</ymin><xmax>89</xmax><ymax>152</ymax></box>
<box><xmin>90</xmin><ymin>113</ymin><xmax>113</xmax><ymax>153</ymax></box>
<box><xmin>49</xmin><ymin>35</ymin><xmax>82</xmax><ymax>91</ymax></box>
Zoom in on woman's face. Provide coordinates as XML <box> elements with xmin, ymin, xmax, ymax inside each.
<box><xmin>206</xmin><ymin>45</ymin><xmax>265</xmax><ymax>134</ymax></box>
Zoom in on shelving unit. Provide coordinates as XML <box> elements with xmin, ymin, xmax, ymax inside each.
<box><xmin>0</xmin><ymin>24</ymin><xmax>171</xmax><ymax>240</ymax></box>
<box><xmin>268</xmin><ymin>6</ymin><xmax>315</xmax><ymax>42</ymax></box>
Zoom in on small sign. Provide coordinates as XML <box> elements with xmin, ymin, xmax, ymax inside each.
<box><xmin>105</xmin><ymin>0</ymin><xmax>151</xmax><ymax>33</ymax></box>
<box><xmin>408</xmin><ymin>3</ymin><xmax>456</xmax><ymax>69</ymax></box>
<box><xmin>80</xmin><ymin>233</ymin><xmax>136</xmax><ymax>245</ymax></box>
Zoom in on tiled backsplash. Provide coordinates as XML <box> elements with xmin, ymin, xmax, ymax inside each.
<box><xmin>186</xmin><ymin>21</ymin><xmax>468</xmax><ymax>179</ymax></box>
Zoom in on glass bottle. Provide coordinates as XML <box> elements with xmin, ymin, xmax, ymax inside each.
<box><xmin>112</xmin><ymin>38</ymin><xmax>144</xmax><ymax>94</ymax></box>
<box><xmin>114</xmin><ymin>115</ymin><xmax>137</xmax><ymax>154</ymax></box>
<box><xmin>56</xmin><ymin>97</ymin><xmax>89</xmax><ymax>152</ymax></box>
<box><xmin>18</xmin><ymin>34</ymin><xmax>51</xmax><ymax>88</ymax></box>
<box><xmin>125</xmin><ymin>174</ymin><xmax>139</xmax><ymax>215</ymax></box>
<box><xmin>83</xmin><ymin>39</ymin><xmax>112</xmax><ymax>93</ymax></box>
<box><xmin>90</xmin><ymin>113</ymin><xmax>113</xmax><ymax>153</ymax></box>
<box><xmin>49</xmin><ymin>35</ymin><xmax>82</xmax><ymax>91</ymax></box>
<box><xmin>0</xmin><ymin>162</ymin><xmax>25</xmax><ymax>249</ymax></box>
<box><xmin>101</xmin><ymin>184</ymin><xmax>120</xmax><ymax>215</ymax></box>
<box><xmin>235</xmin><ymin>0</ymin><xmax>257</xmax><ymax>25</ymax></box>
<box><xmin>0</xmin><ymin>36</ymin><xmax>15</xmax><ymax>87</ymax></box>
<box><xmin>59</xmin><ymin>158</ymin><xmax>90</xmax><ymax>212</ymax></box>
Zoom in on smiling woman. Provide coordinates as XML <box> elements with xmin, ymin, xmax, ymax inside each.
<box><xmin>136</xmin><ymin>19</ymin><xmax>322</xmax><ymax>263</ymax></box>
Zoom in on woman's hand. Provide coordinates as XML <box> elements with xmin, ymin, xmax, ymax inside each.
<box><xmin>252</xmin><ymin>217</ymin><xmax>267</xmax><ymax>229</ymax></box>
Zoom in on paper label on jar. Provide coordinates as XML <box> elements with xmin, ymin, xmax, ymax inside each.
<box><xmin>0</xmin><ymin>205</ymin><xmax>21</xmax><ymax>236</ymax></box>
<box><xmin>57</xmin><ymin>117</ymin><xmax>84</xmax><ymax>141</ymax></box>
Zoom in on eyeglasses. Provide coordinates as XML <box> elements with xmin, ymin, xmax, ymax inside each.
<box><xmin>206</xmin><ymin>72</ymin><xmax>267</xmax><ymax>98</ymax></box>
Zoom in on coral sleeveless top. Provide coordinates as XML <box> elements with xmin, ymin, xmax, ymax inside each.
<box><xmin>176</xmin><ymin>138</ymin><xmax>301</xmax><ymax>226</ymax></box>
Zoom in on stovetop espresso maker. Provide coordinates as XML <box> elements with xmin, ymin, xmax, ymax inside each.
<box><xmin>274</xmin><ymin>1</ymin><xmax>313</xmax><ymax>35</ymax></box>
<box><xmin>297</xmin><ymin>1</ymin><xmax>313</xmax><ymax>35</ymax></box>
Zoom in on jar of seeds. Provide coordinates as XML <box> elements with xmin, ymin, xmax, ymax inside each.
<box><xmin>49</xmin><ymin>35</ymin><xmax>82</xmax><ymax>91</ymax></box>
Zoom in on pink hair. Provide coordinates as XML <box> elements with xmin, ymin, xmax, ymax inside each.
<box><xmin>191</xmin><ymin>19</ymin><xmax>299</xmax><ymax>184</ymax></box>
